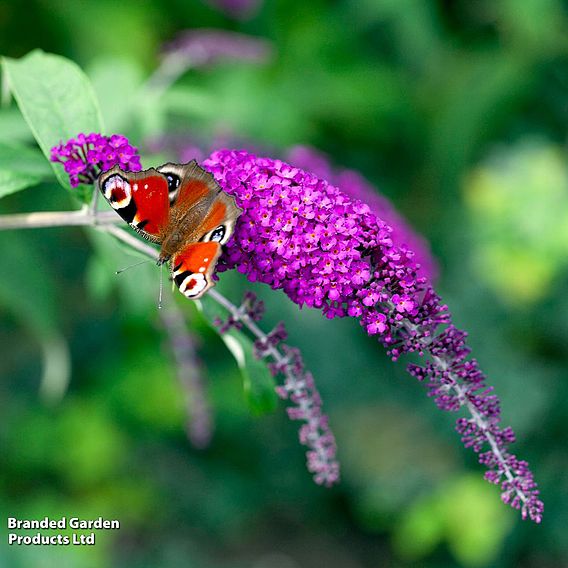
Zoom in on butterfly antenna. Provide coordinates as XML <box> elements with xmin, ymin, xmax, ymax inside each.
<box><xmin>158</xmin><ymin>263</ymin><xmax>164</xmax><ymax>310</ymax></box>
<box><xmin>115</xmin><ymin>259</ymin><xmax>151</xmax><ymax>275</ymax></box>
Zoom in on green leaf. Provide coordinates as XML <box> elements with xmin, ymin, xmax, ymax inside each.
<box><xmin>0</xmin><ymin>107</ymin><xmax>35</xmax><ymax>143</ymax></box>
<box><xmin>222</xmin><ymin>333</ymin><xmax>278</xmax><ymax>415</ymax></box>
<box><xmin>197</xmin><ymin>295</ymin><xmax>278</xmax><ymax>415</ymax></box>
<box><xmin>0</xmin><ymin>141</ymin><xmax>53</xmax><ymax>177</ymax></box>
<box><xmin>2</xmin><ymin>50</ymin><xmax>104</xmax><ymax>196</ymax></box>
<box><xmin>88</xmin><ymin>56</ymin><xmax>145</xmax><ymax>132</ymax></box>
<box><xmin>0</xmin><ymin>141</ymin><xmax>52</xmax><ymax>198</ymax></box>
<box><xmin>0</xmin><ymin>168</ymin><xmax>42</xmax><ymax>198</ymax></box>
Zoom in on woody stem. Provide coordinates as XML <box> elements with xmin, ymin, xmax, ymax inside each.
<box><xmin>0</xmin><ymin>209</ymin><xmax>120</xmax><ymax>230</ymax></box>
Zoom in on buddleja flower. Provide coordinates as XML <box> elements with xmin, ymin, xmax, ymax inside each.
<box><xmin>48</xmin><ymin>131</ymin><xmax>543</xmax><ymax>522</ymax></box>
<box><xmin>203</xmin><ymin>149</ymin><xmax>543</xmax><ymax>523</ymax></box>
<box><xmin>50</xmin><ymin>133</ymin><xmax>142</xmax><ymax>187</ymax></box>
<box><xmin>222</xmin><ymin>293</ymin><xmax>339</xmax><ymax>486</ymax></box>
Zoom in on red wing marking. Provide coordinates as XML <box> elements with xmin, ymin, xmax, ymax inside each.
<box><xmin>171</xmin><ymin>241</ymin><xmax>221</xmax><ymax>298</ymax></box>
<box><xmin>129</xmin><ymin>175</ymin><xmax>169</xmax><ymax>236</ymax></box>
<box><xmin>99</xmin><ymin>167</ymin><xmax>170</xmax><ymax>240</ymax></box>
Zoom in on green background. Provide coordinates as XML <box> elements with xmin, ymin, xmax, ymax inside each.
<box><xmin>0</xmin><ymin>1</ymin><xmax>567</xmax><ymax>566</ymax></box>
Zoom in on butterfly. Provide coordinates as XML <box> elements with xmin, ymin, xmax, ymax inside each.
<box><xmin>98</xmin><ymin>160</ymin><xmax>242</xmax><ymax>299</ymax></box>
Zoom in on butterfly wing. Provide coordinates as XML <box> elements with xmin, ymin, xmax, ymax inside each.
<box><xmin>171</xmin><ymin>241</ymin><xmax>222</xmax><ymax>298</ymax></box>
<box><xmin>158</xmin><ymin>161</ymin><xmax>242</xmax><ymax>299</ymax></box>
<box><xmin>98</xmin><ymin>166</ymin><xmax>170</xmax><ymax>243</ymax></box>
<box><xmin>100</xmin><ymin>161</ymin><xmax>242</xmax><ymax>300</ymax></box>
<box><xmin>157</xmin><ymin>160</ymin><xmax>242</xmax><ymax>245</ymax></box>
<box><xmin>157</xmin><ymin>160</ymin><xmax>213</xmax><ymax>207</ymax></box>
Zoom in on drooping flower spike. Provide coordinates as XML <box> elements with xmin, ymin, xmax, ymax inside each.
<box><xmin>216</xmin><ymin>291</ymin><xmax>339</xmax><ymax>487</ymax></box>
<box><xmin>203</xmin><ymin>149</ymin><xmax>543</xmax><ymax>523</ymax></box>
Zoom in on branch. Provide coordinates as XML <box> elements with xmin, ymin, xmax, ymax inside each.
<box><xmin>0</xmin><ymin>209</ymin><xmax>120</xmax><ymax>230</ymax></box>
<box><xmin>102</xmin><ymin>224</ymin><xmax>160</xmax><ymax>259</ymax></box>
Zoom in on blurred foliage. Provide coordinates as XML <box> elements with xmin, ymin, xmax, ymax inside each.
<box><xmin>465</xmin><ymin>139</ymin><xmax>568</xmax><ymax>304</ymax></box>
<box><xmin>1</xmin><ymin>0</ymin><xmax>568</xmax><ymax>567</ymax></box>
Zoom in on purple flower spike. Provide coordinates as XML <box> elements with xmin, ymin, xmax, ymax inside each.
<box><xmin>203</xmin><ymin>149</ymin><xmax>543</xmax><ymax>522</ymax></box>
<box><xmin>50</xmin><ymin>133</ymin><xmax>142</xmax><ymax>188</ymax></box>
<box><xmin>217</xmin><ymin>292</ymin><xmax>340</xmax><ymax>487</ymax></box>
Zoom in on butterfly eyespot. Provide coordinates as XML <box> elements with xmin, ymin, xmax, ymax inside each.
<box><xmin>103</xmin><ymin>175</ymin><xmax>132</xmax><ymax>208</ymax></box>
<box><xmin>210</xmin><ymin>226</ymin><xmax>226</xmax><ymax>243</ymax></box>
<box><xmin>180</xmin><ymin>273</ymin><xmax>207</xmax><ymax>297</ymax></box>
<box><xmin>166</xmin><ymin>174</ymin><xmax>181</xmax><ymax>192</ymax></box>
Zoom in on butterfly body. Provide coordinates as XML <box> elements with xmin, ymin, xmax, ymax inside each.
<box><xmin>98</xmin><ymin>160</ymin><xmax>241</xmax><ymax>299</ymax></box>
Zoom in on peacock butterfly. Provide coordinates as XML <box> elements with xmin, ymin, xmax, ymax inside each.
<box><xmin>98</xmin><ymin>160</ymin><xmax>242</xmax><ymax>299</ymax></box>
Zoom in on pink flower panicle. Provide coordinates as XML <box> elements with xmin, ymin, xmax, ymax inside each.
<box><xmin>50</xmin><ymin>133</ymin><xmax>142</xmax><ymax>188</ymax></box>
<box><xmin>203</xmin><ymin>149</ymin><xmax>543</xmax><ymax>522</ymax></box>
<box><xmin>218</xmin><ymin>292</ymin><xmax>340</xmax><ymax>487</ymax></box>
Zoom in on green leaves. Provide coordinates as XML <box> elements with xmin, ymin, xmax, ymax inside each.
<box><xmin>2</xmin><ymin>49</ymin><xmax>104</xmax><ymax>194</ymax></box>
<box><xmin>197</xmin><ymin>295</ymin><xmax>278</xmax><ymax>415</ymax></box>
<box><xmin>393</xmin><ymin>475</ymin><xmax>513</xmax><ymax>566</ymax></box>
<box><xmin>0</xmin><ymin>140</ymin><xmax>52</xmax><ymax>198</ymax></box>
<box><xmin>0</xmin><ymin>169</ymin><xmax>42</xmax><ymax>199</ymax></box>
<box><xmin>0</xmin><ymin>141</ymin><xmax>53</xmax><ymax>177</ymax></box>
<box><xmin>222</xmin><ymin>332</ymin><xmax>279</xmax><ymax>416</ymax></box>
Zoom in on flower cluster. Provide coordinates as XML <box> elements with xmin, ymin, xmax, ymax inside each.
<box><xmin>287</xmin><ymin>145</ymin><xmax>438</xmax><ymax>281</ymax></box>
<box><xmin>217</xmin><ymin>292</ymin><xmax>339</xmax><ymax>486</ymax></box>
<box><xmin>203</xmin><ymin>149</ymin><xmax>543</xmax><ymax>522</ymax></box>
<box><xmin>50</xmin><ymin>133</ymin><xmax>141</xmax><ymax>188</ymax></box>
